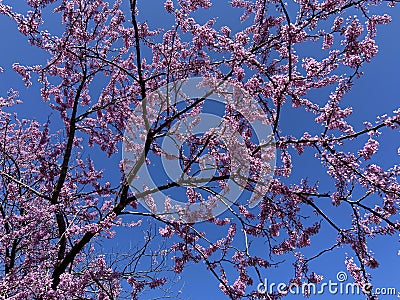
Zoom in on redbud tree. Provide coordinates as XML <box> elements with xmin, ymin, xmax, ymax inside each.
<box><xmin>0</xmin><ymin>0</ymin><xmax>399</xmax><ymax>299</ymax></box>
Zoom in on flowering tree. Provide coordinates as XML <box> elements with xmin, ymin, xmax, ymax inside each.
<box><xmin>0</xmin><ymin>0</ymin><xmax>399</xmax><ymax>299</ymax></box>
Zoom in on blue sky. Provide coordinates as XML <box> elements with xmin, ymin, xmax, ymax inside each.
<box><xmin>0</xmin><ymin>0</ymin><xmax>399</xmax><ymax>299</ymax></box>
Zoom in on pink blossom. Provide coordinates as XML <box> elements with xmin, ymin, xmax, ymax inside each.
<box><xmin>164</xmin><ymin>0</ymin><xmax>174</xmax><ymax>13</ymax></box>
